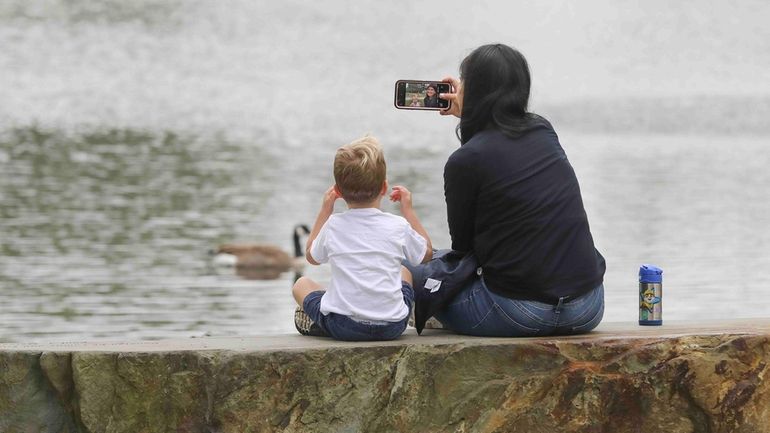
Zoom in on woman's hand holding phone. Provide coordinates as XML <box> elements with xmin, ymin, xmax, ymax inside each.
<box><xmin>439</xmin><ymin>76</ymin><xmax>462</xmax><ymax>118</ymax></box>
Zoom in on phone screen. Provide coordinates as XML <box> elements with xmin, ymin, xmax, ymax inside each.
<box><xmin>394</xmin><ymin>81</ymin><xmax>451</xmax><ymax>110</ymax></box>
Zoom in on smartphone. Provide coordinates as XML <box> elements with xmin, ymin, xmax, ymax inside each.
<box><xmin>394</xmin><ymin>80</ymin><xmax>452</xmax><ymax>110</ymax></box>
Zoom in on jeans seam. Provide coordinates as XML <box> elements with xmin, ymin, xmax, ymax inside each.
<box><xmin>570</xmin><ymin>303</ymin><xmax>604</xmax><ymax>332</ymax></box>
<box><xmin>524</xmin><ymin>303</ymin><xmax>554</xmax><ymax>312</ymax></box>
<box><xmin>470</xmin><ymin>305</ymin><xmax>496</xmax><ymax>330</ymax></box>
<box><xmin>447</xmin><ymin>285</ymin><xmax>482</xmax><ymax>308</ymax></box>
<box><xmin>560</xmin><ymin>289</ymin><xmax>602</xmax><ymax>327</ymax></box>
<box><xmin>553</xmin><ymin>308</ymin><xmax>562</xmax><ymax>327</ymax></box>
<box><xmin>491</xmin><ymin>303</ymin><xmax>542</xmax><ymax>332</ymax></box>
<box><xmin>509</xmin><ymin>300</ymin><xmax>551</xmax><ymax>326</ymax></box>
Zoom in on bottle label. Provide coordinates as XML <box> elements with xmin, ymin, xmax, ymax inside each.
<box><xmin>639</xmin><ymin>282</ymin><xmax>662</xmax><ymax>322</ymax></box>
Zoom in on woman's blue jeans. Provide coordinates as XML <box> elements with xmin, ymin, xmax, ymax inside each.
<box><xmin>407</xmin><ymin>252</ymin><xmax>604</xmax><ymax>337</ymax></box>
<box><xmin>435</xmin><ymin>276</ymin><xmax>604</xmax><ymax>337</ymax></box>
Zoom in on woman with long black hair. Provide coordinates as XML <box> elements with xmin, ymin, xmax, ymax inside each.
<box><xmin>410</xmin><ymin>44</ymin><xmax>606</xmax><ymax>337</ymax></box>
<box><xmin>423</xmin><ymin>83</ymin><xmax>440</xmax><ymax>108</ymax></box>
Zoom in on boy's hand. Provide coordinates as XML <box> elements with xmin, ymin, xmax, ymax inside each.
<box><xmin>306</xmin><ymin>185</ymin><xmax>340</xmax><ymax>265</ymax></box>
<box><xmin>389</xmin><ymin>185</ymin><xmax>413</xmax><ymax>211</ymax></box>
<box><xmin>391</xmin><ymin>185</ymin><xmax>433</xmax><ymax>262</ymax></box>
<box><xmin>321</xmin><ymin>185</ymin><xmax>340</xmax><ymax>212</ymax></box>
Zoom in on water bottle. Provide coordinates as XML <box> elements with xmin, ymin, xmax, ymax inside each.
<box><xmin>639</xmin><ymin>264</ymin><xmax>663</xmax><ymax>325</ymax></box>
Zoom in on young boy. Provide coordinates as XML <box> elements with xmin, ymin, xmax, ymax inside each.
<box><xmin>292</xmin><ymin>135</ymin><xmax>433</xmax><ymax>341</ymax></box>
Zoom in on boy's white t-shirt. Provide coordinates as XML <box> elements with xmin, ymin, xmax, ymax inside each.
<box><xmin>309</xmin><ymin>208</ymin><xmax>427</xmax><ymax>322</ymax></box>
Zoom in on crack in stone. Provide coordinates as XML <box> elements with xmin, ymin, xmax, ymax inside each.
<box><xmin>386</xmin><ymin>346</ymin><xmax>409</xmax><ymax>406</ymax></box>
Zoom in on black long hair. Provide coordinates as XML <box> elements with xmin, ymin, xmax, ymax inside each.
<box><xmin>457</xmin><ymin>44</ymin><xmax>543</xmax><ymax>144</ymax></box>
<box><xmin>424</xmin><ymin>84</ymin><xmax>438</xmax><ymax>107</ymax></box>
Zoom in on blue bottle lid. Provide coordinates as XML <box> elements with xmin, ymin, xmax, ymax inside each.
<box><xmin>639</xmin><ymin>264</ymin><xmax>663</xmax><ymax>283</ymax></box>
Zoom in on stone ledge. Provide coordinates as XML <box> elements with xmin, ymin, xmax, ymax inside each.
<box><xmin>3</xmin><ymin>319</ymin><xmax>770</xmax><ymax>353</ymax></box>
<box><xmin>2</xmin><ymin>319</ymin><xmax>769</xmax><ymax>432</ymax></box>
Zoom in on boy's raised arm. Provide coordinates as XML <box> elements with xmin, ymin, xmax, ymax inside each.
<box><xmin>390</xmin><ymin>185</ymin><xmax>433</xmax><ymax>263</ymax></box>
<box><xmin>305</xmin><ymin>186</ymin><xmax>339</xmax><ymax>265</ymax></box>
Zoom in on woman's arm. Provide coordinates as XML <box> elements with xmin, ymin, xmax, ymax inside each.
<box><xmin>444</xmin><ymin>151</ymin><xmax>477</xmax><ymax>253</ymax></box>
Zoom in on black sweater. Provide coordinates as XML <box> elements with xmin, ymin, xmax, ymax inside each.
<box><xmin>444</xmin><ymin>123</ymin><xmax>605</xmax><ymax>303</ymax></box>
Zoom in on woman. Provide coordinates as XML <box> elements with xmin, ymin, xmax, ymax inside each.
<box><xmin>412</xmin><ymin>44</ymin><xmax>606</xmax><ymax>337</ymax></box>
<box><xmin>423</xmin><ymin>84</ymin><xmax>439</xmax><ymax>108</ymax></box>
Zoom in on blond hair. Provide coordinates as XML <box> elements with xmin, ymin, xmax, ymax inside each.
<box><xmin>334</xmin><ymin>135</ymin><xmax>386</xmax><ymax>204</ymax></box>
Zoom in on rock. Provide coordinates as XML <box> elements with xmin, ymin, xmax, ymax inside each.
<box><xmin>1</xmin><ymin>321</ymin><xmax>769</xmax><ymax>432</ymax></box>
<box><xmin>40</xmin><ymin>352</ymin><xmax>73</xmax><ymax>402</ymax></box>
<box><xmin>72</xmin><ymin>352</ymin><xmax>210</xmax><ymax>432</ymax></box>
<box><xmin>0</xmin><ymin>351</ymin><xmax>78</xmax><ymax>432</ymax></box>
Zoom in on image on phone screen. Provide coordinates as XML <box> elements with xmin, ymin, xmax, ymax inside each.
<box><xmin>394</xmin><ymin>80</ymin><xmax>451</xmax><ymax>110</ymax></box>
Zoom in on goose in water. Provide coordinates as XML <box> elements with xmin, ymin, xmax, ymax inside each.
<box><xmin>212</xmin><ymin>224</ymin><xmax>311</xmax><ymax>280</ymax></box>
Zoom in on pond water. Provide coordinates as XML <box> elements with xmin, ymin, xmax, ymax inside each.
<box><xmin>2</xmin><ymin>1</ymin><xmax>769</xmax><ymax>342</ymax></box>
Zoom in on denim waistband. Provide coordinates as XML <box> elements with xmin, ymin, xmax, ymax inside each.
<box><xmin>547</xmin><ymin>284</ymin><xmax>601</xmax><ymax>307</ymax></box>
<box><xmin>348</xmin><ymin>316</ymin><xmax>391</xmax><ymax>326</ymax></box>
<box><xmin>486</xmin><ymin>276</ymin><xmax>600</xmax><ymax>306</ymax></box>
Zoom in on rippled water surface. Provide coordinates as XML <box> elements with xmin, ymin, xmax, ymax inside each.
<box><xmin>2</xmin><ymin>1</ymin><xmax>770</xmax><ymax>342</ymax></box>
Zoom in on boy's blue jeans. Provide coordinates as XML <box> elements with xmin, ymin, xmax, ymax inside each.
<box><xmin>303</xmin><ymin>283</ymin><xmax>414</xmax><ymax>341</ymax></box>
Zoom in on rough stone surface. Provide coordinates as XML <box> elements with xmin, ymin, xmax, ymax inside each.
<box><xmin>1</xmin><ymin>320</ymin><xmax>770</xmax><ymax>432</ymax></box>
